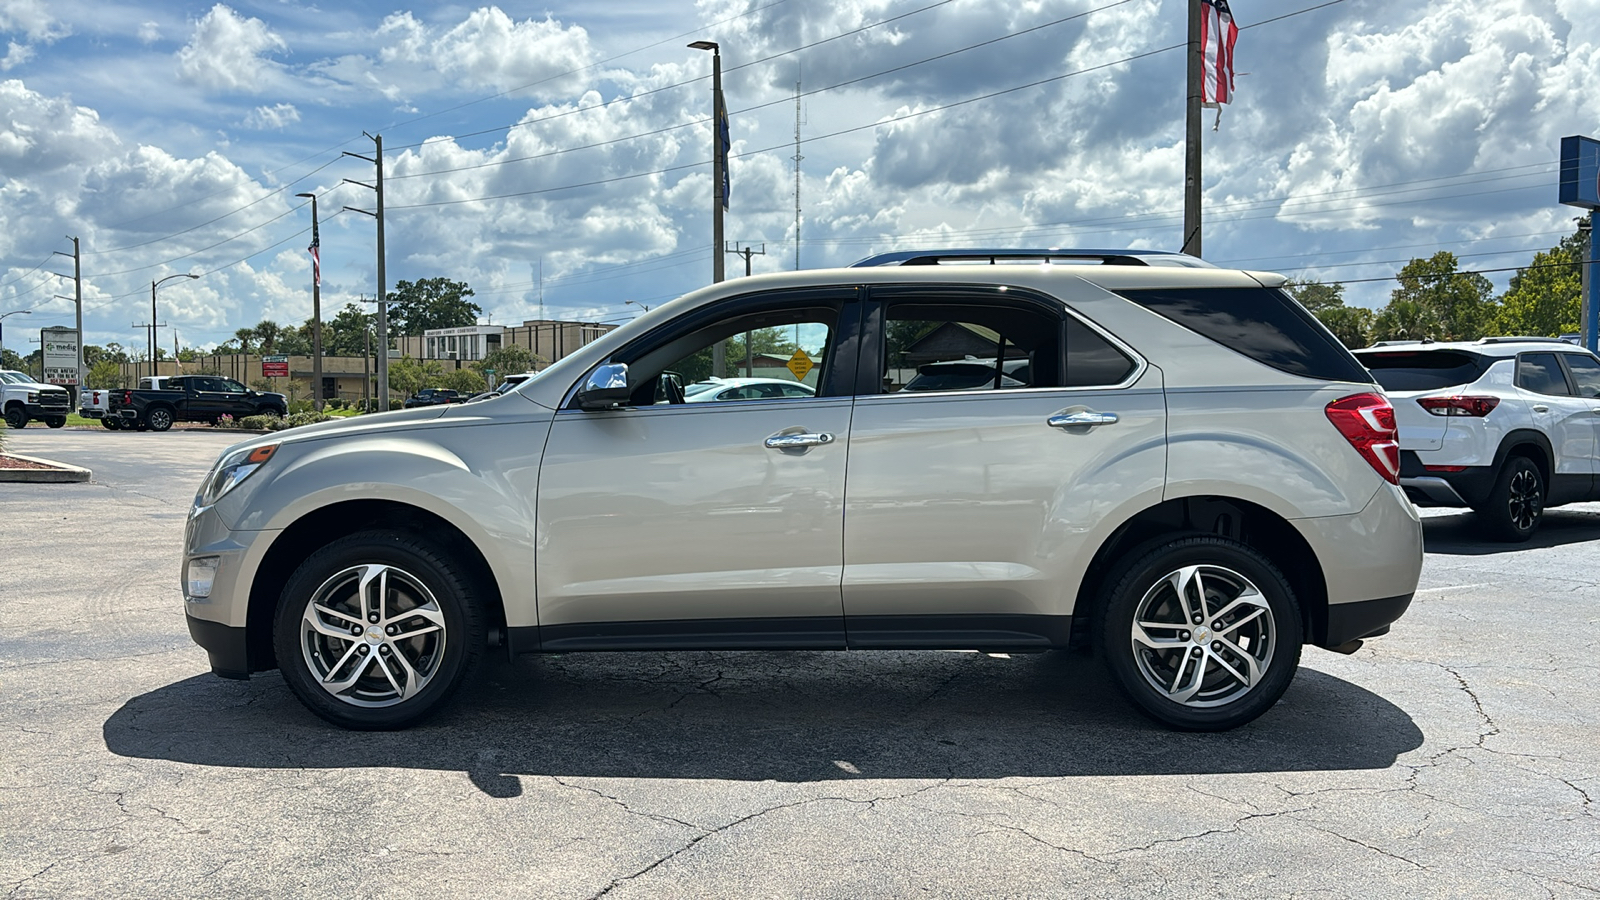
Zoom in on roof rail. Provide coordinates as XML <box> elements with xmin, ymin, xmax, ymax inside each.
<box><xmin>1366</xmin><ymin>340</ymin><xmax>1430</xmax><ymax>347</ymax></box>
<box><xmin>847</xmin><ymin>248</ymin><xmax>1213</xmax><ymax>268</ymax></box>
<box><xmin>1476</xmin><ymin>336</ymin><xmax>1569</xmax><ymax>344</ymax></box>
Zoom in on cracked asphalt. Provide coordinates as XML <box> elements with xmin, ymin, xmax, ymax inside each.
<box><xmin>3</xmin><ymin>430</ymin><xmax>1597</xmax><ymax>899</ymax></box>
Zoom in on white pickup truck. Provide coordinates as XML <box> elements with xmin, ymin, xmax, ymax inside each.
<box><xmin>1</xmin><ymin>369</ymin><xmax>72</xmax><ymax>429</ymax></box>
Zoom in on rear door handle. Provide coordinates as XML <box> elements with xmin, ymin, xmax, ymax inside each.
<box><xmin>1533</xmin><ymin>405</ymin><xmax>1550</xmax><ymax>413</ymax></box>
<box><xmin>765</xmin><ymin>432</ymin><xmax>834</xmax><ymax>450</ymax></box>
<box><xmin>1048</xmin><ymin>411</ymin><xmax>1119</xmax><ymax>428</ymax></box>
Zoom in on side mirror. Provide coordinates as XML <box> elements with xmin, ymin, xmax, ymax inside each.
<box><xmin>576</xmin><ymin>363</ymin><xmax>631</xmax><ymax>409</ymax></box>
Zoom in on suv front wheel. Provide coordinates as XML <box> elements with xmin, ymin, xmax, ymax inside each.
<box><xmin>273</xmin><ymin>530</ymin><xmax>485</xmax><ymax>729</ymax></box>
<box><xmin>1099</xmin><ymin>536</ymin><xmax>1303</xmax><ymax>731</ymax></box>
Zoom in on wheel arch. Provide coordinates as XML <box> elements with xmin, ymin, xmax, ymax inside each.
<box><xmin>1072</xmin><ymin>495</ymin><xmax>1330</xmax><ymax>647</ymax></box>
<box><xmin>1492</xmin><ymin>429</ymin><xmax>1553</xmax><ymax>484</ymax></box>
<box><xmin>243</xmin><ymin>499</ymin><xmax>507</xmax><ymax>673</ymax></box>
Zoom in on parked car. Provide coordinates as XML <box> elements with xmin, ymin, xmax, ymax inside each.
<box><xmin>1354</xmin><ymin>337</ymin><xmax>1600</xmax><ymax>540</ymax></box>
<box><xmin>0</xmin><ymin>369</ymin><xmax>71</xmax><ymax>429</ymax></box>
<box><xmin>467</xmin><ymin>372</ymin><xmax>536</xmax><ymax>402</ymax></box>
<box><xmin>106</xmin><ymin>375</ymin><xmax>286</xmax><ymax>432</ymax></box>
<box><xmin>78</xmin><ymin>387</ymin><xmax>120</xmax><ymax>429</ymax></box>
<box><xmin>901</xmin><ymin>357</ymin><xmax>1030</xmax><ymax>392</ymax></box>
<box><xmin>403</xmin><ymin>388</ymin><xmax>467</xmax><ymax>408</ymax></box>
<box><xmin>182</xmin><ymin>248</ymin><xmax>1422</xmax><ymax>732</ymax></box>
<box><xmin>683</xmin><ymin>377</ymin><xmax>816</xmax><ymax>401</ymax></box>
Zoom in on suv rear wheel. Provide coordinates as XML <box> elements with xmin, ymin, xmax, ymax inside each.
<box><xmin>1099</xmin><ymin>536</ymin><xmax>1303</xmax><ymax>731</ymax></box>
<box><xmin>273</xmin><ymin>530</ymin><xmax>485</xmax><ymax>729</ymax></box>
<box><xmin>1478</xmin><ymin>456</ymin><xmax>1543</xmax><ymax>542</ymax></box>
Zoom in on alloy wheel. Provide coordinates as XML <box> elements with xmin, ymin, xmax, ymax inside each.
<box><xmin>299</xmin><ymin>563</ymin><xmax>449</xmax><ymax>707</ymax></box>
<box><xmin>1507</xmin><ymin>467</ymin><xmax>1542</xmax><ymax>532</ymax></box>
<box><xmin>1129</xmin><ymin>564</ymin><xmax>1276</xmax><ymax>708</ymax></box>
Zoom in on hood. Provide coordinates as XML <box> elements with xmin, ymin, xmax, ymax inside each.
<box><xmin>269</xmin><ymin>404</ymin><xmax>452</xmax><ymax>443</ymax></box>
<box><xmin>1</xmin><ymin>371</ymin><xmax>66</xmax><ymax>392</ymax></box>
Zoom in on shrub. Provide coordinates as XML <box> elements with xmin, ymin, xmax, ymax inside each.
<box><xmin>288</xmin><ymin>399</ymin><xmax>316</xmax><ymax>415</ymax></box>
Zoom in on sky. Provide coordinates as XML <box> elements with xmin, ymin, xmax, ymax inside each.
<box><xmin>1</xmin><ymin>0</ymin><xmax>1598</xmax><ymax>355</ymax></box>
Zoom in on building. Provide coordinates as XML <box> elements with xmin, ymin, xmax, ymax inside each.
<box><xmin>396</xmin><ymin>319</ymin><xmax>616</xmax><ymax>369</ymax></box>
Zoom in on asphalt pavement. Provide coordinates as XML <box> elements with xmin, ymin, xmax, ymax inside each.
<box><xmin>1</xmin><ymin>429</ymin><xmax>1596</xmax><ymax>898</ymax></box>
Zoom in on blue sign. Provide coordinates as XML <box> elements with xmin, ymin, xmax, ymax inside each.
<box><xmin>1560</xmin><ymin>135</ymin><xmax>1600</xmax><ymax>209</ymax></box>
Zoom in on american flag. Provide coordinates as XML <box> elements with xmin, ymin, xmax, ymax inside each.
<box><xmin>307</xmin><ymin>218</ymin><xmax>321</xmax><ymax>286</ymax></box>
<box><xmin>716</xmin><ymin>89</ymin><xmax>730</xmax><ymax>210</ymax></box>
<box><xmin>1200</xmin><ymin>0</ymin><xmax>1238</xmax><ymax>107</ymax></box>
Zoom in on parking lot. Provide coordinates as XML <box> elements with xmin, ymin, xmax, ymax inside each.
<box><xmin>2</xmin><ymin>428</ymin><xmax>1596</xmax><ymax>898</ymax></box>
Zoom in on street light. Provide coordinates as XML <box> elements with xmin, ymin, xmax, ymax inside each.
<box><xmin>0</xmin><ymin>309</ymin><xmax>32</xmax><ymax>365</ymax></box>
<box><xmin>624</xmin><ymin>299</ymin><xmax>651</xmax><ymax>313</ymax></box>
<box><xmin>152</xmin><ymin>274</ymin><xmax>198</xmax><ymax>381</ymax></box>
<box><xmin>689</xmin><ymin>39</ymin><xmax>727</xmax><ymax>375</ymax></box>
<box><xmin>296</xmin><ymin>192</ymin><xmax>325</xmax><ymax>410</ymax></box>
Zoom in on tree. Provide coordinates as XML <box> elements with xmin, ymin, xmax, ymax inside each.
<box><xmin>0</xmin><ymin>348</ymin><xmax>22</xmax><ymax>370</ymax></box>
<box><xmin>1493</xmin><ymin>229</ymin><xmax>1585</xmax><ymax>337</ymax></box>
<box><xmin>471</xmin><ymin>345</ymin><xmax>538</xmax><ymax>381</ymax></box>
<box><xmin>443</xmin><ymin>368</ymin><xmax>491</xmax><ymax>394</ymax></box>
<box><xmin>233</xmin><ymin>328</ymin><xmax>258</xmax><ymax>354</ymax></box>
<box><xmin>251</xmin><ymin>320</ymin><xmax>285</xmax><ymax>354</ymax></box>
<box><xmin>1284</xmin><ymin>278</ymin><xmax>1347</xmax><ymax>314</ymax></box>
<box><xmin>386</xmin><ymin>278</ymin><xmax>480</xmax><ymax>335</ymax></box>
<box><xmin>1371</xmin><ymin>299</ymin><xmax>1442</xmax><ymax>343</ymax></box>
<box><xmin>87</xmin><ymin>359</ymin><xmax>126</xmax><ymax>389</ymax></box>
<box><xmin>1381</xmin><ymin>252</ymin><xmax>1496</xmax><ymax>340</ymax></box>
<box><xmin>325</xmin><ymin>303</ymin><xmax>375</xmax><ymax>356</ymax></box>
<box><xmin>1317</xmin><ymin>306</ymin><xmax>1374</xmax><ymax>349</ymax></box>
<box><xmin>386</xmin><ymin>356</ymin><xmax>445</xmax><ymax>398</ymax></box>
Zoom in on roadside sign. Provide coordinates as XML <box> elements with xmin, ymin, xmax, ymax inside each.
<box><xmin>484</xmin><ymin>368</ymin><xmax>495</xmax><ymax>375</ymax></box>
<box><xmin>41</xmin><ymin>327</ymin><xmax>79</xmax><ymax>385</ymax></box>
<box><xmin>786</xmin><ymin>348</ymin><xmax>814</xmax><ymax>382</ymax></box>
<box><xmin>263</xmin><ymin>354</ymin><xmax>289</xmax><ymax>377</ymax></box>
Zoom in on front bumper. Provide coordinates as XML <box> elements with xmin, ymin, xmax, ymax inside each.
<box><xmin>187</xmin><ymin>615</ymin><xmax>250</xmax><ymax>679</ymax></box>
<box><xmin>184</xmin><ymin>502</ymin><xmax>278</xmax><ymax>676</ymax></box>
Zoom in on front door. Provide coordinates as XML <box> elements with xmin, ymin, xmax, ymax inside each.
<box><xmin>842</xmin><ymin>286</ymin><xmax>1167</xmax><ymax>649</ymax></box>
<box><xmin>534</xmin><ymin>290</ymin><xmax>860</xmax><ymax>649</ymax></box>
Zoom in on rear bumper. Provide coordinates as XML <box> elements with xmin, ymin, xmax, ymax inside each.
<box><xmin>186</xmin><ymin>614</ymin><xmax>251</xmax><ymax>679</ymax></box>
<box><xmin>1399</xmin><ymin>451</ymin><xmax>1494</xmax><ymax>508</ymax></box>
<box><xmin>1324</xmin><ymin>593</ymin><xmax>1413</xmax><ymax>646</ymax></box>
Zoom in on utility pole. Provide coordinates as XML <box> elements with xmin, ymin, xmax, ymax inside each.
<box><xmin>727</xmin><ymin>242</ymin><xmax>765</xmax><ymax>377</ymax></box>
<box><xmin>52</xmin><ymin>237</ymin><xmax>83</xmax><ymax>388</ymax></box>
<box><xmin>793</xmin><ymin>77</ymin><xmax>804</xmax><ymax>270</ymax></box>
<box><xmin>690</xmin><ymin>40</ymin><xmax>727</xmax><ymax>375</ymax></box>
<box><xmin>1182</xmin><ymin>0</ymin><xmax>1203</xmax><ymax>257</ymax></box>
<box><xmin>1581</xmin><ymin>215</ymin><xmax>1594</xmax><ymax>352</ymax></box>
<box><xmin>295</xmin><ymin>192</ymin><xmax>325</xmax><ymax>410</ymax></box>
<box><xmin>344</xmin><ymin>133</ymin><xmax>391</xmax><ymax>410</ymax></box>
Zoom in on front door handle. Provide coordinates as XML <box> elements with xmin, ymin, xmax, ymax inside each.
<box><xmin>1048</xmin><ymin>411</ymin><xmax>1119</xmax><ymax>428</ymax></box>
<box><xmin>764</xmin><ymin>432</ymin><xmax>835</xmax><ymax>450</ymax></box>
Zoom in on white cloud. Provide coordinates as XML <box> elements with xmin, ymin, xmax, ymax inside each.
<box><xmin>176</xmin><ymin>4</ymin><xmax>287</xmax><ymax>93</ymax></box>
<box><xmin>138</xmin><ymin>21</ymin><xmax>161</xmax><ymax>44</ymax></box>
<box><xmin>243</xmin><ymin>103</ymin><xmax>300</xmax><ymax>130</ymax></box>
<box><xmin>0</xmin><ymin>0</ymin><xmax>68</xmax><ymax>43</ymax></box>
<box><xmin>1</xmin><ymin>41</ymin><xmax>32</xmax><ymax>71</ymax></box>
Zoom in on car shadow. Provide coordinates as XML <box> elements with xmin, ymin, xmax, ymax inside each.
<box><xmin>1422</xmin><ymin>507</ymin><xmax>1600</xmax><ymax>555</ymax></box>
<box><xmin>104</xmin><ymin>650</ymin><xmax>1422</xmax><ymax>797</ymax></box>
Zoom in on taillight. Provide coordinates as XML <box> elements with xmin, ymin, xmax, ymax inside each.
<box><xmin>1325</xmin><ymin>392</ymin><xmax>1400</xmax><ymax>485</ymax></box>
<box><xmin>122</xmin><ymin>390</ymin><xmax>133</xmax><ymax>405</ymax></box>
<box><xmin>1417</xmin><ymin>396</ymin><xmax>1499</xmax><ymax>417</ymax></box>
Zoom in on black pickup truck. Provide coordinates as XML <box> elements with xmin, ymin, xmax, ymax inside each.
<box><xmin>106</xmin><ymin>375</ymin><xmax>288</xmax><ymax>431</ymax></box>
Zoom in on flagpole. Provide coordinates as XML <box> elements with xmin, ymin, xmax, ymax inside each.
<box><xmin>1182</xmin><ymin>0</ymin><xmax>1203</xmax><ymax>258</ymax></box>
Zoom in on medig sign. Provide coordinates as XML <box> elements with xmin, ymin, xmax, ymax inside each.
<box><xmin>42</xmin><ymin>326</ymin><xmax>80</xmax><ymax>386</ymax></box>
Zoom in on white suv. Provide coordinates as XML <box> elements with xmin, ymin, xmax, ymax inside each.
<box><xmin>1355</xmin><ymin>338</ymin><xmax>1600</xmax><ymax>540</ymax></box>
<box><xmin>182</xmin><ymin>249</ymin><xmax>1423</xmax><ymax>732</ymax></box>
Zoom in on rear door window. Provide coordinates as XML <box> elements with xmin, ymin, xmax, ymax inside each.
<box><xmin>1357</xmin><ymin>350</ymin><xmax>1488</xmax><ymax>392</ymax></box>
<box><xmin>1517</xmin><ymin>353</ymin><xmax>1574</xmax><ymax>396</ymax></box>
<box><xmin>1116</xmin><ymin>286</ymin><xmax>1371</xmax><ymax>383</ymax></box>
<box><xmin>1560</xmin><ymin>353</ymin><xmax>1600</xmax><ymax>398</ymax></box>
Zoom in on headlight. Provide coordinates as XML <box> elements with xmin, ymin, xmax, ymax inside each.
<box><xmin>195</xmin><ymin>443</ymin><xmax>279</xmax><ymax>508</ymax></box>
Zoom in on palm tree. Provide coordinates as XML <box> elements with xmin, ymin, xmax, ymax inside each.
<box><xmin>233</xmin><ymin>328</ymin><xmax>257</xmax><ymax>353</ymax></box>
<box><xmin>251</xmin><ymin>320</ymin><xmax>284</xmax><ymax>354</ymax></box>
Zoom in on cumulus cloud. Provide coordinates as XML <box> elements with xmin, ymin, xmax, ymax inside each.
<box><xmin>138</xmin><ymin>21</ymin><xmax>161</xmax><ymax>44</ymax></box>
<box><xmin>243</xmin><ymin>103</ymin><xmax>300</xmax><ymax>130</ymax></box>
<box><xmin>176</xmin><ymin>4</ymin><xmax>287</xmax><ymax>93</ymax></box>
<box><xmin>1</xmin><ymin>41</ymin><xmax>32</xmax><ymax>71</ymax></box>
<box><xmin>0</xmin><ymin>0</ymin><xmax>69</xmax><ymax>43</ymax></box>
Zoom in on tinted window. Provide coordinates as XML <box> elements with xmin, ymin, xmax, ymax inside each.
<box><xmin>1517</xmin><ymin>353</ymin><xmax>1572</xmax><ymax>396</ymax></box>
<box><xmin>881</xmin><ymin>300</ymin><xmax>1060</xmax><ymax>393</ymax></box>
<box><xmin>1357</xmin><ymin>350</ymin><xmax>1488</xmax><ymax>392</ymax></box>
<box><xmin>1065</xmin><ymin>317</ymin><xmax>1136</xmax><ymax>386</ymax></box>
<box><xmin>1118</xmin><ymin>287</ymin><xmax>1371</xmax><ymax>383</ymax></box>
<box><xmin>1562</xmin><ymin>353</ymin><xmax>1600</xmax><ymax>398</ymax></box>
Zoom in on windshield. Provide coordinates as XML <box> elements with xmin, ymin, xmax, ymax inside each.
<box><xmin>0</xmin><ymin>371</ymin><xmax>27</xmax><ymax>384</ymax></box>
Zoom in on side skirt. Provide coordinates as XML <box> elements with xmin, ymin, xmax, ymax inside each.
<box><xmin>508</xmin><ymin>614</ymin><xmax>1075</xmax><ymax>655</ymax></box>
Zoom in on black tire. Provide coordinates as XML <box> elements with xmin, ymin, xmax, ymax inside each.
<box><xmin>46</xmin><ymin>416</ymin><xmax>66</xmax><ymax>429</ymax></box>
<box><xmin>1477</xmin><ymin>455</ymin><xmax>1543</xmax><ymax>542</ymax></box>
<box><xmin>4</xmin><ymin>406</ymin><xmax>27</xmax><ymax>429</ymax></box>
<box><xmin>273</xmin><ymin>530</ymin><xmax>486</xmax><ymax>730</ymax></box>
<box><xmin>1098</xmin><ymin>535</ymin><xmax>1303</xmax><ymax>732</ymax></box>
<box><xmin>102</xmin><ymin>417</ymin><xmax>122</xmax><ymax>430</ymax></box>
<box><xmin>257</xmin><ymin>406</ymin><xmax>284</xmax><ymax>418</ymax></box>
<box><xmin>145</xmin><ymin>406</ymin><xmax>174</xmax><ymax>432</ymax></box>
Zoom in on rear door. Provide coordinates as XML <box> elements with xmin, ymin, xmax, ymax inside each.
<box><xmin>1517</xmin><ymin>351</ymin><xmax>1594</xmax><ymax>497</ymax></box>
<box><xmin>841</xmin><ymin>285</ymin><xmax>1166</xmax><ymax>649</ymax></box>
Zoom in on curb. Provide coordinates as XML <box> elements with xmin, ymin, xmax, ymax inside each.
<box><xmin>0</xmin><ymin>452</ymin><xmax>92</xmax><ymax>483</ymax></box>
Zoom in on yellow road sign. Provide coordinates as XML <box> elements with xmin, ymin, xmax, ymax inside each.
<box><xmin>786</xmin><ymin>348</ymin><xmax>814</xmax><ymax>382</ymax></box>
